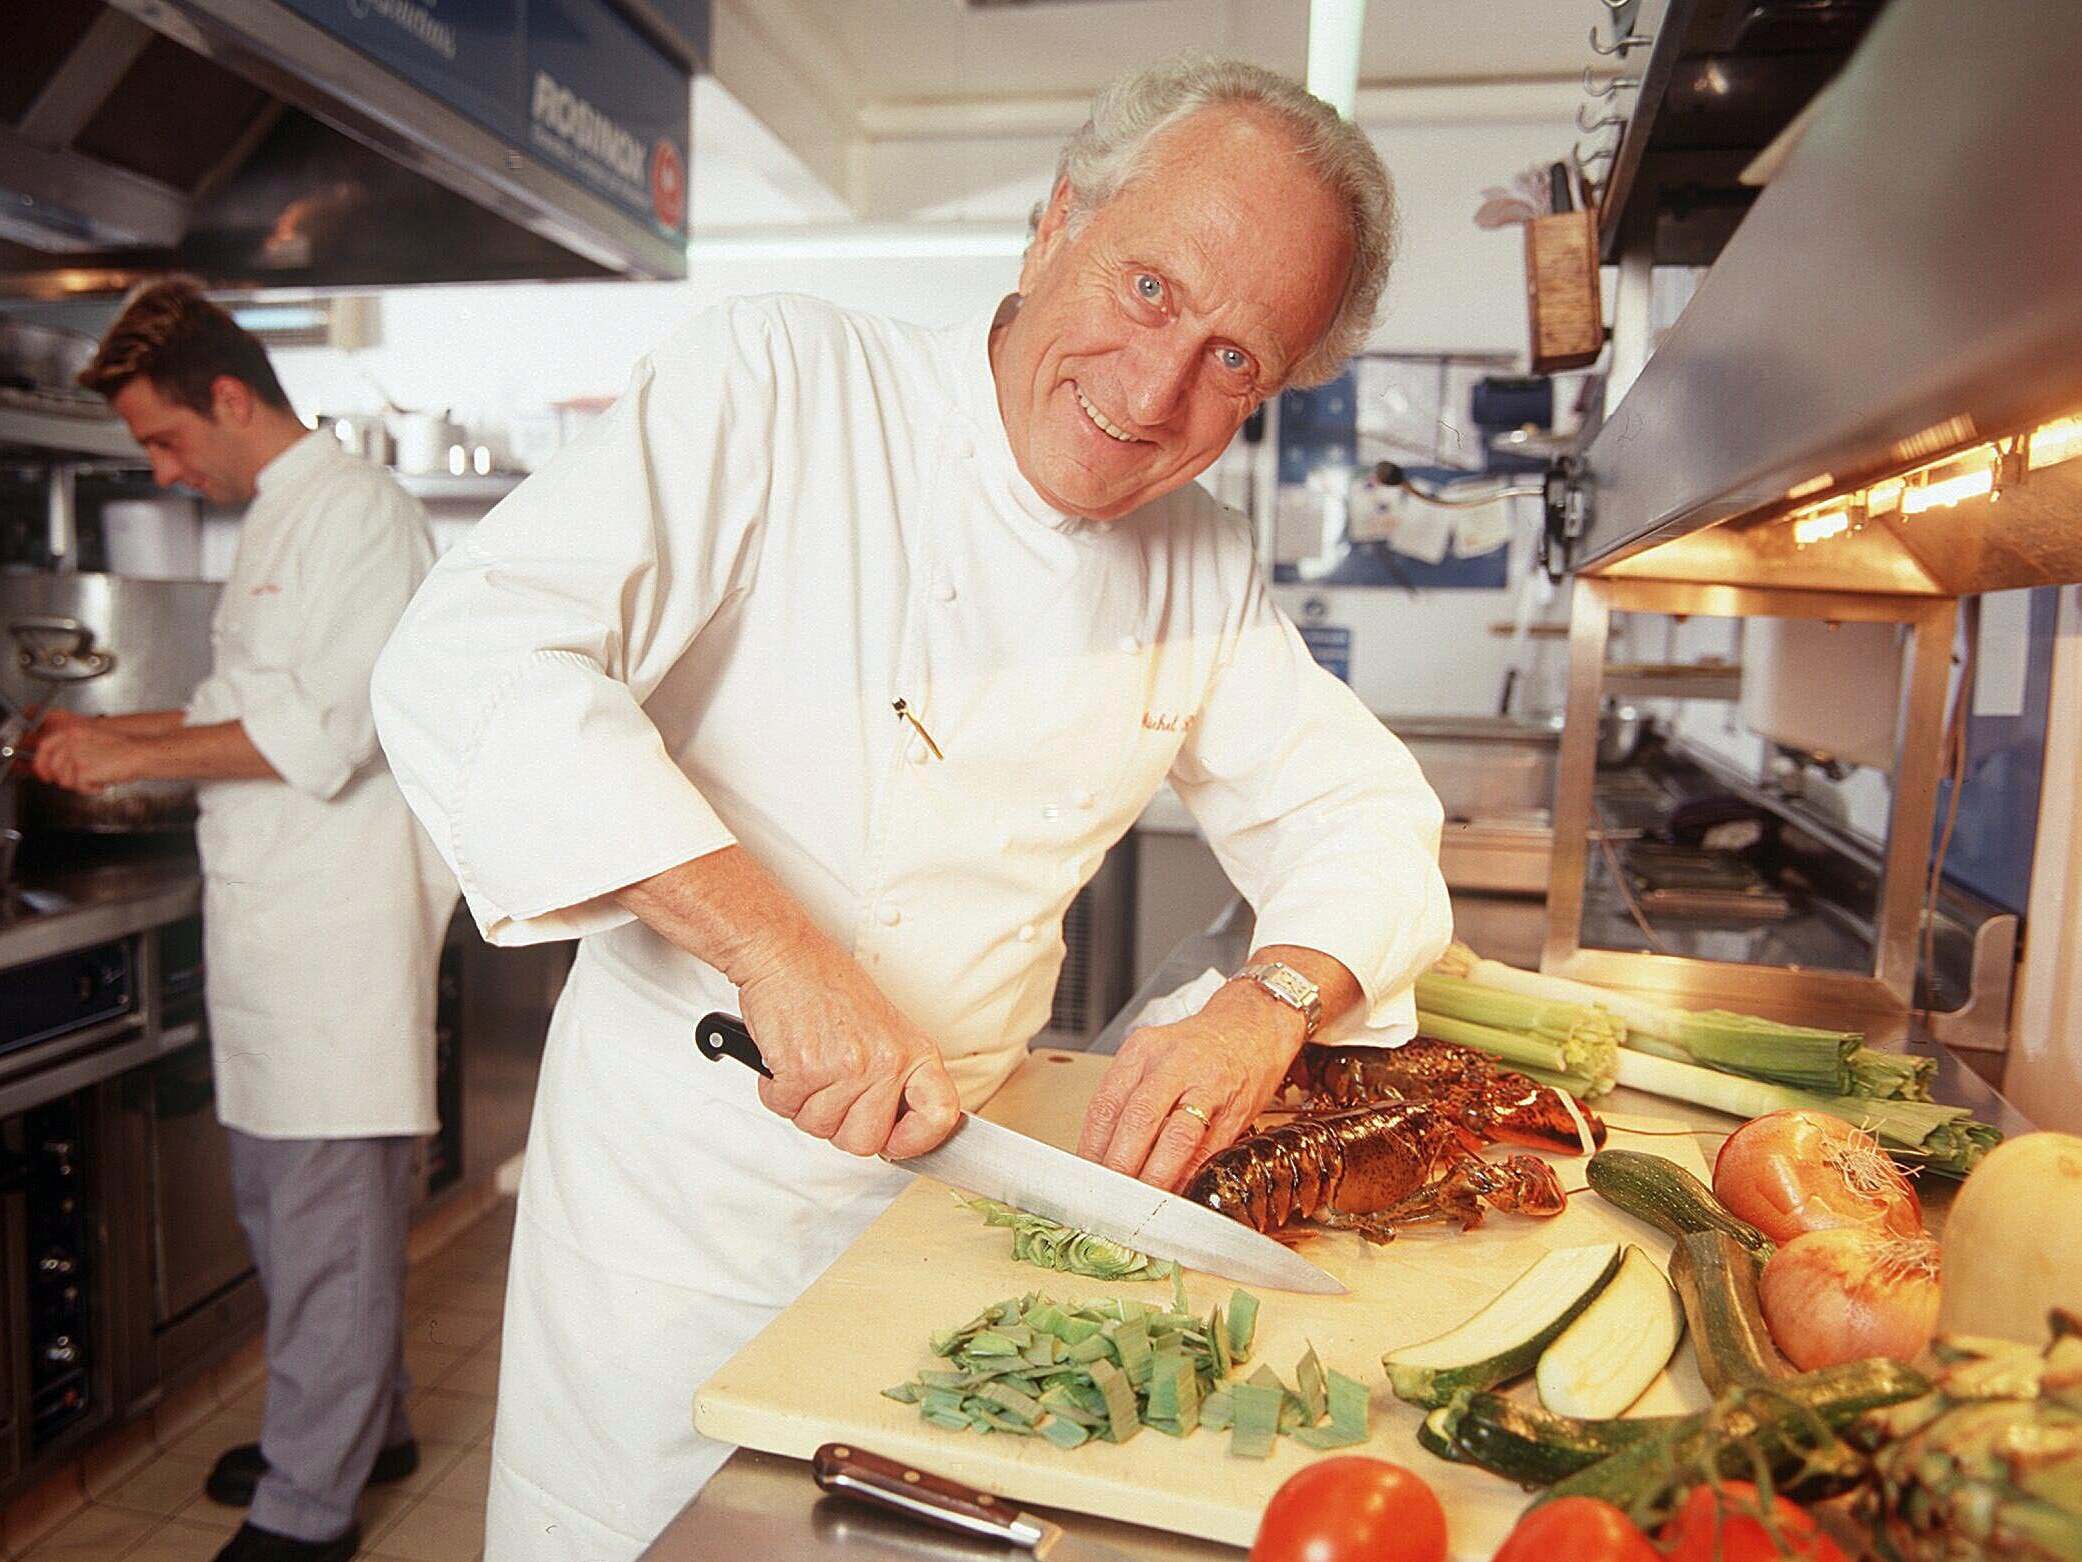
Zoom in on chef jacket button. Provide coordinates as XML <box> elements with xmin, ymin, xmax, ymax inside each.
<box><xmin>908</xmin><ymin>741</ymin><xmax>930</xmax><ymax>766</ymax></box>
<box><xmin>933</xmin><ymin>578</ymin><xmax>957</xmax><ymax>603</ymax></box>
<box><xmin>1017</xmin><ymin>924</ymin><xmax>1036</xmax><ymax>943</ymax></box>
<box><xmin>1117</xmin><ymin>634</ymin><xmax>1141</xmax><ymax>654</ymax></box>
<box><xmin>1040</xmin><ymin>804</ymin><xmax>1061</xmax><ymax>821</ymax></box>
<box><xmin>1075</xmin><ymin>790</ymin><xmax>1096</xmax><ymax>810</ymax></box>
<box><xmin>876</xmin><ymin>901</ymin><xmax>901</xmax><ymax>927</ymax></box>
<box><xmin>1092</xmin><ymin>521</ymin><xmax>1114</xmax><ymax>535</ymax></box>
<box><xmin>955</xmin><ymin>436</ymin><xmax>977</xmax><ymax>461</ymax></box>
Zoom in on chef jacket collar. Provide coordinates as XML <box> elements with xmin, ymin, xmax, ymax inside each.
<box><xmin>957</xmin><ymin>297</ymin><xmax>1087</xmax><ymax>536</ymax></box>
<box><xmin>253</xmin><ymin>428</ymin><xmax>340</xmax><ymax>498</ymax></box>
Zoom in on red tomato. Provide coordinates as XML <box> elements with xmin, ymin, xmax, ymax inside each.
<box><xmin>1491</xmin><ymin>1498</ymin><xmax>1660</xmax><ymax>1562</ymax></box>
<box><xmin>1249</xmin><ymin>1457</ymin><xmax>1447</xmax><ymax>1562</ymax></box>
<box><xmin>1659</xmin><ymin>1481</ymin><xmax>1849</xmax><ymax>1562</ymax></box>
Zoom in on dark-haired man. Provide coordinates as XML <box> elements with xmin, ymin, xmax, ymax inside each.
<box><xmin>37</xmin><ymin>279</ymin><xmax>456</xmax><ymax>1562</ymax></box>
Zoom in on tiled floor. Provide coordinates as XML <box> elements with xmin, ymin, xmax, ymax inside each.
<box><xmin>26</xmin><ymin>1199</ymin><xmax>517</xmax><ymax>1562</ymax></box>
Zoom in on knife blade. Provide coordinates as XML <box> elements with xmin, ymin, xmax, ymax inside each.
<box><xmin>697</xmin><ymin>1013</ymin><xmax>1344</xmax><ymax>1295</ymax></box>
<box><xmin>812</xmin><ymin>1442</ymin><xmax>1141</xmax><ymax>1562</ymax></box>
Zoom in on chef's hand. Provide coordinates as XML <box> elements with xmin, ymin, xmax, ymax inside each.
<box><xmin>1078</xmin><ymin>982</ymin><xmax>1307</xmax><ymax>1192</ymax></box>
<box><xmin>28</xmin><ymin>718</ymin><xmax>146</xmax><ymax>794</ymax></box>
<box><xmin>736</xmin><ymin>935</ymin><xmax>963</xmax><ymax>1161</ymax></box>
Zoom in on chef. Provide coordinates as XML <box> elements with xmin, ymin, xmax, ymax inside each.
<box><xmin>45</xmin><ymin>279</ymin><xmax>457</xmax><ymax>1562</ymax></box>
<box><xmin>372</xmin><ymin>55</ymin><xmax>1449</xmax><ymax>1561</ymax></box>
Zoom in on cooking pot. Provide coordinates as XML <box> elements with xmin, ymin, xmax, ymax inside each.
<box><xmin>0</xmin><ymin>573</ymin><xmax>221</xmax><ymax>833</ymax></box>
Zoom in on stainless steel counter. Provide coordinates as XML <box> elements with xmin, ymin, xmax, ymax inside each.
<box><xmin>0</xmin><ymin>845</ymin><xmax>201</xmax><ymax>971</ymax></box>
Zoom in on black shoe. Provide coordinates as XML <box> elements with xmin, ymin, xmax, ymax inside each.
<box><xmin>205</xmin><ymin>1440</ymin><xmax>422</xmax><ymax>1506</ymax></box>
<box><xmin>211</xmin><ymin>1520</ymin><xmax>361</xmax><ymax>1562</ymax></box>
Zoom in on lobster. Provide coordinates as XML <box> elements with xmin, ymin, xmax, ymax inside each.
<box><xmin>1182</xmin><ymin>1100</ymin><xmax>1566</xmax><ymax>1243</ymax></box>
<box><xmin>1283</xmin><ymin>1039</ymin><xmax>1606</xmax><ymax>1155</ymax></box>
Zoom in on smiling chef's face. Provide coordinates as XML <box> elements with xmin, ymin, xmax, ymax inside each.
<box><xmin>992</xmin><ymin>106</ymin><xmax>1355</xmax><ymax>522</ymax></box>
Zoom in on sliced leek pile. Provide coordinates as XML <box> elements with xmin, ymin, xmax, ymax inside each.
<box><xmin>959</xmin><ymin>1196</ymin><xmax>1177</xmax><ymax>1282</ymax></box>
<box><xmin>883</xmin><ymin>1287</ymin><xmax>1368</xmax><ymax>1457</ymax></box>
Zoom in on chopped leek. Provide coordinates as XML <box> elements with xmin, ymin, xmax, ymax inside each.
<box><xmin>959</xmin><ymin>1196</ymin><xmax>1178</xmax><ymax>1281</ymax></box>
<box><xmin>1227</xmin><ymin>1381</ymin><xmax>1284</xmax><ymax>1459</ymax></box>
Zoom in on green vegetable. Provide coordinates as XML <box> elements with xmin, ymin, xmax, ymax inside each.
<box><xmin>1415</xmin><ymin>971</ymin><xmax>1623</xmax><ymax>1090</ymax></box>
<box><xmin>1587</xmin><ymin>1149</ymin><xmax>1776</xmax><ymax>1266</ymax></box>
<box><xmin>1384</xmin><ymin>1243</ymin><xmax>1624</xmax><ymax>1408</ymax></box>
<box><xmin>1227</xmin><ymin>1380</ymin><xmax>1283</xmax><ymax>1459</ymax></box>
<box><xmin>1859</xmin><ymin>1321</ymin><xmax>2082</xmax><ymax>1561</ymax></box>
<box><xmin>1294</xmin><ymin>1369</ymin><xmax>1372</xmax><ymax>1450</ymax></box>
<box><xmin>1538</xmin><ymin>1376</ymin><xmax>1913</xmax><ymax>1528</ymax></box>
<box><xmin>1669</xmin><ymin>1230</ymin><xmax>1792</xmax><ymax>1394</ymax></box>
<box><xmin>1611</xmin><ymin>1050</ymin><xmax>1999</xmax><ymax>1175</ymax></box>
<box><xmin>1434</xmin><ymin>1391</ymin><xmax>1671</xmax><ymax>1486</ymax></box>
<box><xmin>958</xmin><ymin>1196</ymin><xmax>1178</xmax><ymax>1281</ymax></box>
<box><xmin>1536</xmin><ymin>1245</ymin><xmax>1685</xmax><ymax>1420</ymax></box>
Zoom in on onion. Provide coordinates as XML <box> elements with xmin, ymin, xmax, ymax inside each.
<box><xmin>1758</xmin><ymin>1225</ymin><xmax>1941</xmax><ymax>1369</ymax></box>
<box><xmin>1714</xmin><ymin>1109</ymin><xmax>1922</xmax><ymax>1243</ymax></box>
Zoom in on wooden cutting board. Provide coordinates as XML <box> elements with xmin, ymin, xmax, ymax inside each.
<box><xmin>697</xmin><ymin>1051</ymin><xmax>1714</xmax><ymax>1555</ymax></box>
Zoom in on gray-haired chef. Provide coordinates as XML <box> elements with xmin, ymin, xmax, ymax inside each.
<box><xmin>372</xmin><ymin>57</ymin><xmax>1449</xmax><ymax>1562</ymax></box>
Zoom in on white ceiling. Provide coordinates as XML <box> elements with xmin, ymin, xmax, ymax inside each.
<box><xmin>793</xmin><ymin>0</ymin><xmax>1598</xmax><ymax>105</ymax></box>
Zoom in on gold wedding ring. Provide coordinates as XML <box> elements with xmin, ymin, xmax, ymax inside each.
<box><xmin>1174</xmin><ymin>1101</ymin><xmax>1212</xmax><ymax>1128</ymax></box>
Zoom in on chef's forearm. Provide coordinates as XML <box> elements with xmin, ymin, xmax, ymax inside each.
<box><xmin>95</xmin><ymin>710</ymin><xmax>188</xmax><ymax>736</ymax></box>
<box><xmin>1209</xmin><ymin>944</ymin><xmax>1365</xmax><ymax>1052</ymax></box>
<box><xmin>614</xmin><ymin>845</ymin><xmax>834</xmax><ymax>987</ymax></box>
<box><xmin>133</xmin><ymin>721</ymin><xmax>282</xmax><ymax>781</ymax></box>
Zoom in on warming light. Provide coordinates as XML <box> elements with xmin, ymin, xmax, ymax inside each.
<box><xmin>1791</xmin><ymin>503</ymin><xmax>1853</xmax><ymax>546</ymax></box>
<box><xmin>1901</xmin><ymin>461</ymin><xmax>1995</xmax><ymax>515</ymax></box>
<box><xmin>2029</xmin><ymin>415</ymin><xmax>2082</xmax><ymax>471</ymax></box>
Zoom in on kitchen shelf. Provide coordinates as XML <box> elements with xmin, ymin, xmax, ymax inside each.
<box><xmin>0</xmin><ymin>401</ymin><xmax>139</xmax><ymax>461</ymax></box>
<box><xmin>392</xmin><ymin>472</ymin><xmax>525</xmax><ymax>503</ymax></box>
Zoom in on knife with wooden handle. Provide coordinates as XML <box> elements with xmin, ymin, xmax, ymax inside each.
<box><xmin>812</xmin><ymin>1443</ymin><xmax>1140</xmax><ymax>1562</ymax></box>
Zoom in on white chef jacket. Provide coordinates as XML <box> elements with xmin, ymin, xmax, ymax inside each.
<box><xmin>370</xmin><ymin>294</ymin><xmax>1451</xmax><ymax>1559</ymax></box>
<box><xmin>188</xmin><ymin>431</ymin><xmax>458</xmax><ymax>1138</ymax></box>
<box><xmin>375</xmin><ymin>294</ymin><xmax>1450</xmax><ymax>1106</ymax></box>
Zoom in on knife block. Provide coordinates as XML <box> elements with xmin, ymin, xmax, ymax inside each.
<box><xmin>1525</xmin><ymin>207</ymin><xmax>1604</xmax><ymax>373</ymax></box>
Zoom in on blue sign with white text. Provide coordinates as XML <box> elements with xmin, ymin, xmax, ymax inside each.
<box><xmin>275</xmin><ymin>0</ymin><xmax>690</xmax><ymax>239</ymax></box>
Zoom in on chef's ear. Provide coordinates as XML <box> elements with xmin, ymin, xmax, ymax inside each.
<box><xmin>1018</xmin><ymin>178</ymin><xmax>1075</xmax><ymax>294</ymax></box>
<box><xmin>209</xmin><ymin>374</ymin><xmax>256</xmax><ymax>428</ymax></box>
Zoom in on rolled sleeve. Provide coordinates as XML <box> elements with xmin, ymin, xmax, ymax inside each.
<box><xmin>224</xmin><ymin>664</ymin><xmax>359</xmax><ymax>798</ymax></box>
<box><xmin>1170</xmin><ymin>548</ymin><xmax>1451</xmax><ymax>1046</ymax></box>
<box><xmin>372</xmin><ymin>300</ymin><xmax>776</xmax><ymax>946</ymax></box>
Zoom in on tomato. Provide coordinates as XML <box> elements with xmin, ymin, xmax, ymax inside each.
<box><xmin>1659</xmin><ymin>1481</ymin><xmax>1849</xmax><ymax>1562</ymax></box>
<box><xmin>1249</xmin><ymin>1457</ymin><xmax>1447</xmax><ymax>1562</ymax></box>
<box><xmin>1491</xmin><ymin>1498</ymin><xmax>1659</xmax><ymax>1562</ymax></box>
<box><xmin>1714</xmin><ymin>1110</ymin><xmax>1923</xmax><ymax>1244</ymax></box>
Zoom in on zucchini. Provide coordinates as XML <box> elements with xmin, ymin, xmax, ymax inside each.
<box><xmin>1670</xmin><ymin>1230</ymin><xmax>1792</xmax><ymax>1393</ymax></box>
<box><xmin>1383</xmin><ymin>1244</ymin><xmax>1622</xmax><ymax>1408</ymax></box>
<box><xmin>1586</xmin><ymin>1149</ymin><xmax>1775</xmax><ymax>1265</ymax></box>
<box><xmin>1536</xmin><ymin>1245</ymin><xmax>1685</xmax><ymax>1419</ymax></box>
<box><xmin>1537</xmin><ymin>1356</ymin><xmax>1932</xmax><ymax>1517</ymax></box>
<box><xmin>1416</xmin><ymin>1404</ymin><xmax>1468</xmax><ymax>1463</ymax></box>
<box><xmin>1447</xmin><ymin>1392</ymin><xmax>1673</xmax><ymax>1486</ymax></box>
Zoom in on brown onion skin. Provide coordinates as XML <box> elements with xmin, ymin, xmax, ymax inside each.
<box><xmin>1714</xmin><ymin>1110</ymin><xmax>1923</xmax><ymax>1244</ymax></box>
<box><xmin>1758</xmin><ymin>1226</ymin><xmax>1940</xmax><ymax>1369</ymax></box>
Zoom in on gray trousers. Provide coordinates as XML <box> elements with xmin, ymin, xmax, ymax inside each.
<box><xmin>227</xmin><ymin>1130</ymin><xmax>419</xmax><ymax>1542</ymax></box>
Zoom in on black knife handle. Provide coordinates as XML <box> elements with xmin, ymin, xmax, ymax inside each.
<box><xmin>812</xmin><ymin>1443</ymin><xmax>1040</xmax><ymax>1548</ymax></box>
<box><xmin>696</xmin><ymin>1012</ymin><xmax>774</xmax><ymax>1079</ymax></box>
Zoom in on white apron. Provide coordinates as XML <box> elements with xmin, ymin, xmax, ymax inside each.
<box><xmin>371</xmin><ymin>294</ymin><xmax>1450</xmax><ymax>1559</ymax></box>
<box><xmin>190</xmin><ymin>432</ymin><xmax>457</xmax><ymax>1139</ymax></box>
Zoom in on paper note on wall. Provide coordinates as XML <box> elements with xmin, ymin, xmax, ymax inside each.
<box><xmin>1973</xmin><ymin>589</ymin><xmax>2032</xmax><ymax>718</ymax></box>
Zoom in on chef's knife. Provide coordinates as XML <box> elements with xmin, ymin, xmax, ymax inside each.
<box><xmin>813</xmin><ymin>1442</ymin><xmax>1139</xmax><ymax>1562</ymax></box>
<box><xmin>697</xmin><ymin>1012</ymin><xmax>1344</xmax><ymax>1295</ymax></box>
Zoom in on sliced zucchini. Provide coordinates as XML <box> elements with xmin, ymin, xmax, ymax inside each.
<box><xmin>1536</xmin><ymin>1245</ymin><xmax>1685</xmax><ymax>1419</ymax></box>
<box><xmin>1383</xmin><ymin>1243</ymin><xmax>1623</xmax><ymax>1408</ymax></box>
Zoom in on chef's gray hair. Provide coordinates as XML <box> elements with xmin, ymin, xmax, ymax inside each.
<box><xmin>1033</xmin><ymin>55</ymin><xmax>1396</xmax><ymax>388</ymax></box>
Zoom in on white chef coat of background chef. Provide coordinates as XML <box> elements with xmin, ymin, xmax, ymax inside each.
<box><xmin>371</xmin><ymin>294</ymin><xmax>1451</xmax><ymax>1560</ymax></box>
<box><xmin>188</xmin><ymin>431</ymin><xmax>457</xmax><ymax>1138</ymax></box>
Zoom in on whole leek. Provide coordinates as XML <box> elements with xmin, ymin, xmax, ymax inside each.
<box><xmin>1414</xmin><ymin>971</ymin><xmax>1620</xmax><ymax>1093</ymax></box>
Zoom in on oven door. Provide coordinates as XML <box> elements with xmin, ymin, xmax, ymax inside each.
<box><xmin>149</xmin><ymin>1041</ymin><xmax>254</xmax><ymax>1330</ymax></box>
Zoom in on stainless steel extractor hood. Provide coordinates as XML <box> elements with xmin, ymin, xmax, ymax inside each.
<box><xmin>1559</xmin><ymin>0</ymin><xmax>2082</xmax><ymax>597</ymax></box>
<box><xmin>0</xmin><ymin>0</ymin><xmax>697</xmax><ymax>298</ymax></box>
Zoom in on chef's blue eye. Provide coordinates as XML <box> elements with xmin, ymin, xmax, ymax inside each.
<box><xmin>1134</xmin><ymin>273</ymin><xmax>1165</xmax><ymax>305</ymax></box>
<box><xmin>1217</xmin><ymin>347</ymin><xmax>1249</xmax><ymax>374</ymax></box>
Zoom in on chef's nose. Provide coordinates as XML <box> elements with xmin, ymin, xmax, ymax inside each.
<box><xmin>149</xmin><ymin>454</ymin><xmax>182</xmax><ymax>489</ymax></box>
<box><xmin>1118</xmin><ymin>328</ymin><xmax>1198</xmax><ymax>430</ymax></box>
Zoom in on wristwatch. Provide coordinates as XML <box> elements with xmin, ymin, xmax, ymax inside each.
<box><xmin>1231</xmin><ymin>960</ymin><xmax>1322</xmax><ymax>1039</ymax></box>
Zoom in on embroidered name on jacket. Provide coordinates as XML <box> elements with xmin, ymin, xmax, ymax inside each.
<box><xmin>1141</xmin><ymin>711</ymin><xmax>1197</xmax><ymax>733</ymax></box>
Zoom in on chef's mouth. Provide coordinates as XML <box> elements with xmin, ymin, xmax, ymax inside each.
<box><xmin>1070</xmin><ymin>382</ymin><xmax>1148</xmax><ymax>446</ymax></box>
